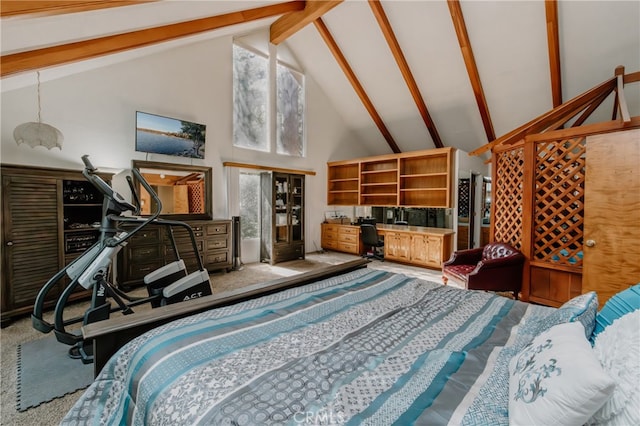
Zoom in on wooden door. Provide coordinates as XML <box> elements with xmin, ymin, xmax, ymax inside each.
<box><xmin>1</xmin><ymin>174</ymin><xmax>61</xmax><ymax>317</ymax></box>
<box><xmin>583</xmin><ymin>129</ymin><xmax>640</xmax><ymax>306</ymax></box>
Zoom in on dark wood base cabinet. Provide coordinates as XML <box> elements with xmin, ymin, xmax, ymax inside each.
<box><xmin>1</xmin><ymin>165</ymin><xmax>111</xmax><ymax>327</ymax></box>
<box><xmin>117</xmin><ymin>219</ymin><xmax>232</xmax><ymax>289</ymax></box>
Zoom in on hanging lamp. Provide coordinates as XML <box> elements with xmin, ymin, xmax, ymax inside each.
<box><xmin>13</xmin><ymin>71</ymin><xmax>64</xmax><ymax>150</ymax></box>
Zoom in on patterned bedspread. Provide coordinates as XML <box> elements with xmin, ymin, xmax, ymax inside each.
<box><xmin>62</xmin><ymin>268</ymin><xmax>555</xmax><ymax>425</ymax></box>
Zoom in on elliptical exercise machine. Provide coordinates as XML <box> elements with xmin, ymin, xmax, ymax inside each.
<box><xmin>32</xmin><ymin>155</ymin><xmax>212</xmax><ymax>363</ymax></box>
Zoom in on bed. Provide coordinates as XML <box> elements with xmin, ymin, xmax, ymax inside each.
<box><xmin>62</xmin><ymin>262</ymin><xmax>638</xmax><ymax>425</ymax></box>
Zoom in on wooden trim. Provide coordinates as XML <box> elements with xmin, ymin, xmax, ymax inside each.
<box><xmin>447</xmin><ymin>0</ymin><xmax>495</xmax><ymax>142</ymax></box>
<box><xmin>545</xmin><ymin>0</ymin><xmax>563</xmax><ymax>108</ymax></box>
<box><xmin>222</xmin><ymin>161</ymin><xmax>316</xmax><ymax>176</ymax></box>
<box><xmin>0</xmin><ymin>1</ymin><xmax>303</xmax><ymax>77</ymax></box>
<box><xmin>313</xmin><ymin>17</ymin><xmax>401</xmax><ymax>154</ymax></box>
<box><xmin>0</xmin><ymin>0</ymin><xmax>154</xmax><ymax>17</ymax></box>
<box><xmin>327</xmin><ymin>146</ymin><xmax>454</xmax><ymax>166</ymax></box>
<box><xmin>615</xmin><ymin>66</ymin><xmax>631</xmax><ymax>122</ymax></box>
<box><xmin>368</xmin><ymin>0</ymin><xmax>443</xmax><ymax>149</ymax></box>
<box><xmin>270</xmin><ymin>0</ymin><xmax>343</xmax><ymax>44</ymax></box>
<box><xmin>525</xmin><ymin>116</ymin><xmax>640</xmax><ymax>143</ymax></box>
<box><xmin>84</xmin><ymin>258</ymin><xmax>370</xmax><ymax>376</ymax></box>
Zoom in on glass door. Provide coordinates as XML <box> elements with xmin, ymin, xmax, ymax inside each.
<box><xmin>291</xmin><ymin>175</ymin><xmax>304</xmax><ymax>242</ymax></box>
<box><xmin>274</xmin><ymin>174</ymin><xmax>289</xmax><ymax>243</ymax></box>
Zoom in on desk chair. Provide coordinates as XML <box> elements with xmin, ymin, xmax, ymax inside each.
<box><xmin>361</xmin><ymin>224</ymin><xmax>384</xmax><ymax>261</ymax></box>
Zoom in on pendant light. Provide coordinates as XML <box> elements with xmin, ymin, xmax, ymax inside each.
<box><xmin>13</xmin><ymin>71</ymin><xmax>64</xmax><ymax>150</ymax></box>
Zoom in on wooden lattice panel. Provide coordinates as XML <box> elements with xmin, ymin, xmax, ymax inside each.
<box><xmin>533</xmin><ymin>137</ymin><xmax>586</xmax><ymax>266</ymax></box>
<box><xmin>494</xmin><ymin>147</ymin><xmax>525</xmax><ymax>250</ymax></box>
<box><xmin>188</xmin><ymin>180</ymin><xmax>205</xmax><ymax>213</ymax></box>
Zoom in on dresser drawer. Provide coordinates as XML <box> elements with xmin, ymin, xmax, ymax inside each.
<box><xmin>340</xmin><ymin>227</ymin><xmax>359</xmax><ymax>235</ymax></box>
<box><xmin>207</xmin><ymin>236</ymin><xmax>228</xmax><ymax>250</ymax></box>
<box><xmin>206</xmin><ymin>251</ymin><xmax>228</xmax><ymax>265</ymax></box>
<box><xmin>207</xmin><ymin>223</ymin><xmax>229</xmax><ymax>235</ymax></box>
<box><xmin>339</xmin><ymin>233</ymin><xmax>358</xmax><ymax>244</ymax></box>
<box><xmin>129</xmin><ymin>244</ymin><xmax>162</xmax><ymax>261</ymax></box>
<box><xmin>130</xmin><ymin>228</ymin><xmax>161</xmax><ymax>244</ymax></box>
<box><xmin>338</xmin><ymin>242</ymin><xmax>358</xmax><ymax>254</ymax></box>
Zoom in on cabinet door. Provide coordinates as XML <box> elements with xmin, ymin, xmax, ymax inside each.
<box><xmin>2</xmin><ymin>175</ymin><xmax>61</xmax><ymax>313</ymax></box>
<box><xmin>426</xmin><ymin>236</ymin><xmax>443</xmax><ymax>266</ymax></box>
<box><xmin>410</xmin><ymin>235</ymin><xmax>429</xmax><ymax>265</ymax></box>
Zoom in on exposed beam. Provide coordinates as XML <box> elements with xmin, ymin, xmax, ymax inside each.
<box><xmin>222</xmin><ymin>162</ymin><xmax>316</xmax><ymax>176</ymax></box>
<box><xmin>447</xmin><ymin>0</ymin><xmax>495</xmax><ymax>142</ymax></box>
<box><xmin>270</xmin><ymin>0</ymin><xmax>343</xmax><ymax>45</ymax></box>
<box><xmin>368</xmin><ymin>0</ymin><xmax>443</xmax><ymax>149</ymax></box>
<box><xmin>615</xmin><ymin>65</ymin><xmax>631</xmax><ymax>122</ymax></box>
<box><xmin>314</xmin><ymin>17</ymin><xmax>401</xmax><ymax>153</ymax></box>
<box><xmin>1</xmin><ymin>1</ymin><xmax>303</xmax><ymax>78</ymax></box>
<box><xmin>545</xmin><ymin>0</ymin><xmax>563</xmax><ymax>107</ymax></box>
<box><xmin>0</xmin><ymin>0</ymin><xmax>155</xmax><ymax>17</ymax></box>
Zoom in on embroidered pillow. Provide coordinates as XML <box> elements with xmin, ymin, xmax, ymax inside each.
<box><xmin>587</xmin><ymin>310</ymin><xmax>640</xmax><ymax>425</ymax></box>
<box><xmin>508</xmin><ymin>321</ymin><xmax>615</xmax><ymax>426</ymax></box>
<box><xmin>530</xmin><ymin>291</ymin><xmax>599</xmax><ymax>339</ymax></box>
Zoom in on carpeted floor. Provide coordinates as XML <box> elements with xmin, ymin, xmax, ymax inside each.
<box><xmin>0</xmin><ymin>252</ymin><xmax>443</xmax><ymax>425</ymax></box>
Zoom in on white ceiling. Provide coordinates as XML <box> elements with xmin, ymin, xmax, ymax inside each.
<box><xmin>2</xmin><ymin>0</ymin><xmax>639</xmax><ymax>157</ymax></box>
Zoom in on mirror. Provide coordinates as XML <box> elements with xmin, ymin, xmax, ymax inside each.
<box><xmin>132</xmin><ymin>160</ymin><xmax>212</xmax><ymax>220</ymax></box>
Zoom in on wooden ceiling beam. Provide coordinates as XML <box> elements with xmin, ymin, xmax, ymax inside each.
<box><xmin>368</xmin><ymin>0</ymin><xmax>443</xmax><ymax>149</ymax></box>
<box><xmin>314</xmin><ymin>17</ymin><xmax>401</xmax><ymax>153</ymax></box>
<box><xmin>1</xmin><ymin>1</ymin><xmax>303</xmax><ymax>78</ymax></box>
<box><xmin>447</xmin><ymin>0</ymin><xmax>496</xmax><ymax>142</ymax></box>
<box><xmin>545</xmin><ymin>0</ymin><xmax>563</xmax><ymax>107</ymax></box>
<box><xmin>270</xmin><ymin>0</ymin><xmax>343</xmax><ymax>45</ymax></box>
<box><xmin>0</xmin><ymin>0</ymin><xmax>155</xmax><ymax>17</ymax></box>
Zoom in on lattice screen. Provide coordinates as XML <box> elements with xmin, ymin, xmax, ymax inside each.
<box><xmin>188</xmin><ymin>181</ymin><xmax>205</xmax><ymax>214</ymax></box>
<box><xmin>533</xmin><ymin>137</ymin><xmax>586</xmax><ymax>266</ymax></box>
<box><xmin>458</xmin><ymin>178</ymin><xmax>470</xmax><ymax>218</ymax></box>
<box><xmin>494</xmin><ymin>147</ymin><xmax>525</xmax><ymax>250</ymax></box>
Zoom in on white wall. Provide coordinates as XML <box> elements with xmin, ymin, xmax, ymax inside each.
<box><xmin>0</xmin><ymin>33</ymin><xmax>371</xmax><ymax>256</ymax></box>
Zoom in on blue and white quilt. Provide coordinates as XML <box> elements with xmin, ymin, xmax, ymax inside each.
<box><xmin>62</xmin><ymin>268</ymin><xmax>556</xmax><ymax>425</ymax></box>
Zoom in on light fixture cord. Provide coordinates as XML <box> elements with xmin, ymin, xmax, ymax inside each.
<box><xmin>36</xmin><ymin>71</ymin><xmax>42</xmax><ymax>123</ymax></box>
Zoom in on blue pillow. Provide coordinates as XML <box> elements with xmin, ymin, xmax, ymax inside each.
<box><xmin>530</xmin><ymin>291</ymin><xmax>599</xmax><ymax>339</ymax></box>
<box><xmin>590</xmin><ymin>283</ymin><xmax>640</xmax><ymax>342</ymax></box>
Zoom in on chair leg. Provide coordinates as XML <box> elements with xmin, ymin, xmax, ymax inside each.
<box><xmin>442</xmin><ymin>276</ymin><xmax>448</xmax><ymax>286</ymax></box>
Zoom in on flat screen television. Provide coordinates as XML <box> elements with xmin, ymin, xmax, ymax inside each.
<box><xmin>135</xmin><ymin>111</ymin><xmax>206</xmax><ymax>159</ymax></box>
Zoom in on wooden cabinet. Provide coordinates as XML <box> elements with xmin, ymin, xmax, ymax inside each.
<box><xmin>380</xmin><ymin>227</ymin><xmax>452</xmax><ymax>269</ymax></box>
<box><xmin>327</xmin><ymin>147</ymin><xmax>454</xmax><ymax>207</ymax></box>
<box><xmin>321</xmin><ymin>223</ymin><xmax>361</xmax><ymax>255</ymax></box>
<box><xmin>384</xmin><ymin>231</ymin><xmax>411</xmax><ymax>262</ymax></box>
<box><xmin>261</xmin><ymin>172</ymin><xmax>305</xmax><ymax>264</ymax></box>
<box><xmin>117</xmin><ymin>219</ymin><xmax>232</xmax><ymax>289</ymax></box>
<box><xmin>1</xmin><ymin>165</ymin><xmax>111</xmax><ymax>325</ymax></box>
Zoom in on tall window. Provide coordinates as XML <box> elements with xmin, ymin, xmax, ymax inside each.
<box><xmin>277</xmin><ymin>63</ymin><xmax>304</xmax><ymax>156</ymax></box>
<box><xmin>233</xmin><ymin>44</ymin><xmax>268</xmax><ymax>151</ymax></box>
<box><xmin>233</xmin><ymin>43</ymin><xmax>305</xmax><ymax>157</ymax></box>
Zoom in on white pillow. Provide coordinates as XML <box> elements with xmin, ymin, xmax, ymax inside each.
<box><xmin>587</xmin><ymin>310</ymin><xmax>640</xmax><ymax>425</ymax></box>
<box><xmin>508</xmin><ymin>321</ymin><xmax>615</xmax><ymax>426</ymax></box>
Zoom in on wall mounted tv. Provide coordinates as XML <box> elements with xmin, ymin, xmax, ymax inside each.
<box><xmin>135</xmin><ymin>111</ymin><xmax>206</xmax><ymax>159</ymax></box>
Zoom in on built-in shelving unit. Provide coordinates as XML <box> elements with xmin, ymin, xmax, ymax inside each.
<box><xmin>327</xmin><ymin>147</ymin><xmax>454</xmax><ymax>207</ymax></box>
<box><xmin>327</xmin><ymin>163</ymin><xmax>359</xmax><ymax>205</ymax></box>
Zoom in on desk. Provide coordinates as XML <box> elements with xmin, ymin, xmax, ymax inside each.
<box><xmin>321</xmin><ymin>223</ymin><xmax>454</xmax><ymax>269</ymax></box>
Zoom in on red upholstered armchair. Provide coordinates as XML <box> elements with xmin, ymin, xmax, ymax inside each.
<box><xmin>442</xmin><ymin>242</ymin><xmax>525</xmax><ymax>299</ymax></box>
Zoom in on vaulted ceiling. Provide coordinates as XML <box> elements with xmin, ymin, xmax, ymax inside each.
<box><xmin>2</xmin><ymin>0</ymin><xmax>639</xmax><ymax>157</ymax></box>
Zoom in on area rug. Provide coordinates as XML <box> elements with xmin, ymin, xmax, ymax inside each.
<box><xmin>16</xmin><ymin>335</ymin><xmax>93</xmax><ymax>411</ymax></box>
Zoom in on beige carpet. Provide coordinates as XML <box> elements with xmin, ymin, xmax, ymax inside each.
<box><xmin>0</xmin><ymin>252</ymin><xmax>443</xmax><ymax>425</ymax></box>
